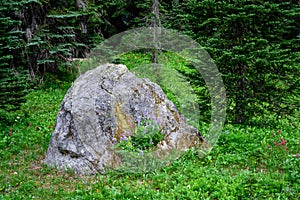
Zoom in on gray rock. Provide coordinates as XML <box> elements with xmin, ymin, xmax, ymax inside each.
<box><xmin>44</xmin><ymin>64</ymin><xmax>209</xmax><ymax>175</ymax></box>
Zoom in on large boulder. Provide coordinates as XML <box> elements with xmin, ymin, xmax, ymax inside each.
<box><xmin>44</xmin><ymin>64</ymin><xmax>208</xmax><ymax>175</ymax></box>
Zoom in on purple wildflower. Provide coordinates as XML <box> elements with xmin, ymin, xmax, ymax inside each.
<box><xmin>120</xmin><ymin>134</ymin><xmax>128</xmax><ymax>141</ymax></box>
<box><xmin>225</xmin><ymin>130</ymin><xmax>229</xmax><ymax>134</ymax></box>
<box><xmin>137</xmin><ymin>116</ymin><xmax>142</xmax><ymax>127</ymax></box>
<box><xmin>139</xmin><ymin>149</ymin><xmax>144</xmax><ymax>156</ymax></box>
<box><xmin>112</xmin><ymin>137</ymin><xmax>117</xmax><ymax>145</ymax></box>
<box><xmin>149</xmin><ymin>139</ymin><xmax>153</xmax><ymax>144</ymax></box>
<box><xmin>125</xmin><ymin>130</ymin><xmax>131</xmax><ymax>137</ymax></box>
<box><xmin>143</xmin><ymin>109</ymin><xmax>148</xmax><ymax>117</ymax></box>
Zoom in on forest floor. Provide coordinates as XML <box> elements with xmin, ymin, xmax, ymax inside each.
<box><xmin>1</xmin><ymin>83</ymin><xmax>299</xmax><ymax>199</ymax></box>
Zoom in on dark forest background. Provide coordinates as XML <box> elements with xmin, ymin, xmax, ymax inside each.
<box><xmin>1</xmin><ymin>0</ymin><xmax>299</xmax><ymax>126</ymax></box>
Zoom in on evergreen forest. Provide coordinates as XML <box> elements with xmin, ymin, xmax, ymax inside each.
<box><xmin>1</xmin><ymin>0</ymin><xmax>300</xmax><ymax>199</ymax></box>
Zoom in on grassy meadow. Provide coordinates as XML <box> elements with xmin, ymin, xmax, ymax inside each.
<box><xmin>1</xmin><ymin>53</ymin><xmax>299</xmax><ymax>199</ymax></box>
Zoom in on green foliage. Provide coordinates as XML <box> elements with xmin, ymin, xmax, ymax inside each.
<box><xmin>1</xmin><ymin>1</ymin><xmax>300</xmax><ymax>198</ymax></box>
<box><xmin>0</xmin><ymin>85</ymin><xmax>70</xmax><ymax>158</ymax></box>
<box><xmin>0</xmin><ymin>68</ymin><xmax>29</xmax><ymax>110</ymax></box>
<box><xmin>1</xmin><ymin>0</ymin><xmax>299</xmax><ymax>196</ymax></box>
<box><xmin>2</xmin><ymin>0</ymin><xmax>299</xmax><ymax>126</ymax></box>
<box><xmin>0</xmin><ymin>85</ymin><xmax>299</xmax><ymax>198</ymax></box>
<box><xmin>24</xmin><ymin>0</ymin><xmax>88</xmax><ymax>74</ymax></box>
<box><xmin>0</xmin><ymin>0</ymin><xmax>106</xmax><ymax>78</ymax></box>
<box><xmin>0</xmin><ymin>1</ymin><xmax>30</xmax><ymax>116</ymax></box>
<box><xmin>132</xmin><ymin>121</ymin><xmax>163</xmax><ymax>151</ymax></box>
<box><xmin>112</xmin><ymin>115</ymin><xmax>167</xmax><ymax>174</ymax></box>
<box><xmin>165</xmin><ymin>0</ymin><xmax>300</xmax><ymax>124</ymax></box>
<box><xmin>115</xmin><ymin>117</ymin><xmax>163</xmax><ymax>152</ymax></box>
<box><xmin>0</xmin><ymin>0</ymin><xmax>99</xmax><ymax>124</ymax></box>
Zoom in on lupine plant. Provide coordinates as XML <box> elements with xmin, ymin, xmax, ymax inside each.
<box><xmin>113</xmin><ymin>114</ymin><xmax>164</xmax><ymax>155</ymax></box>
<box><xmin>110</xmin><ymin>113</ymin><xmax>171</xmax><ymax>174</ymax></box>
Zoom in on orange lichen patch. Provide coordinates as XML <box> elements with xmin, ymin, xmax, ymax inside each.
<box><xmin>113</xmin><ymin>101</ymin><xmax>135</xmax><ymax>141</ymax></box>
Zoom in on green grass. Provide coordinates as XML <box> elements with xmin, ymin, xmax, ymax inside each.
<box><xmin>1</xmin><ymin>81</ymin><xmax>299</xmax><ymax>199</ymax></box>
<box><xmin>1</xmin><ymin>56</ymin><xmax>299</xmax><ymax>199</ymax></box>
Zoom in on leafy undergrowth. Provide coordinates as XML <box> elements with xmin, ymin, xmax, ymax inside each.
<box><xmin>1</xmin><ymin>85</ymin><xmax>300</xmax><ymax>199</ymax></box>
